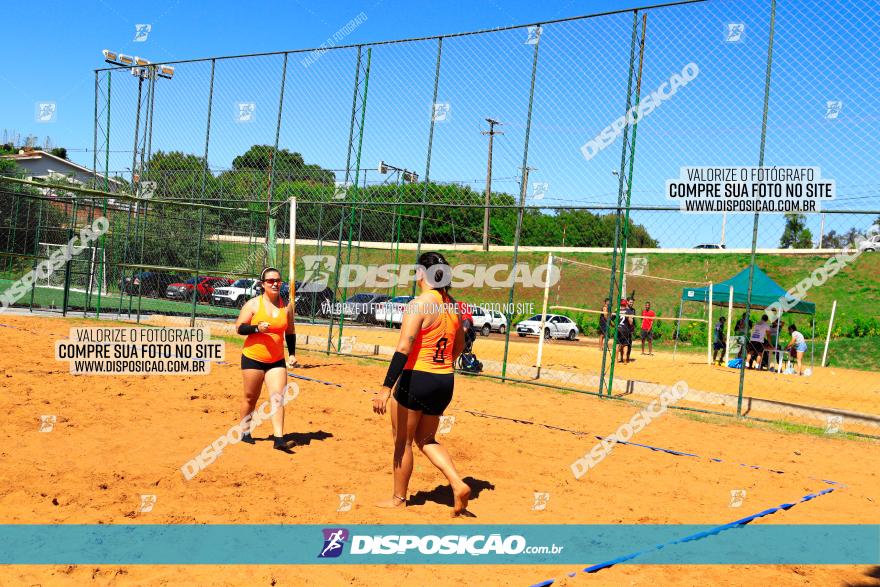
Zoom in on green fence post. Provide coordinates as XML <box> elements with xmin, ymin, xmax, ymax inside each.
<box><xmin>501</xmin><ymin>25</ymin><xmax>542</xmax><ymax>382</ymax></box>
<box><xmin>337</xmin><ymin>47</ymin><xmax>372</xmax><ymax>354</ymax></box>
<box><xmin>327</xmin><ymin>46</ymin><xmax>364</xmax><ymax>355</ymax></box>
<box><xmin>600</xmin><ymin>10</ymin><xmax>640</xmax><ymax>397</ymax></box>
<box><xmin>266</xmin><ymin>53</ymin><xmax>289</xmax><ymax>269</ymax></box>
<box><xmin>28</xmin><ymin>198</ymin><xmax>43</xmax><ymax>312</ymax></box>
<box><xmin>135</xmin><ymin>69</ymin><xmax>158</xmax><ymax>324</ymax></box>
<box><xmin>413</xmin><ymin>37</ymin><xmax>444</xmax><ymax>297</ymax></box>
<box><xmin>191</xmin><ymin>59</ymin><xmax>217</xmax><ymax>327</ymax></box>
<box><xmin>61</xmin><ymin>198</ymin><xmax>79</xmax><ymax>317</ymax></box>
<box><xmin>96</xmin><ymin>71</ymin><xmax>111</xmax><ymax>319</ymax></box>
<box><xmin>737</xmin><ymin>0</ymin><xmax>777</xmax><ymax>418</ymax></box>
<box><xmin>607</xmin><ymin>13</ymin><xmax>648</xmax><ymax>398</ymax></box>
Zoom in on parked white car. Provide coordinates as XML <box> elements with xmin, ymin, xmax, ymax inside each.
<box><xmin>515</xmin><ymin>313</ymin><xmax>579</xmax><ymax>340</ymax></box>
<box><xmin>211</xmin><ymin>278</ymin><xmax>257</xmax><ymax>308</ymax></box>
<box><xmin>374</xmin><ymin>295</ymin><xmax>414</xmax><ymax>327</ymax></box>
<box><xmin>471</xmin><ymin>306</ymin><xmax>507</xmax><ymax>336</ymax></box>
<box><xmin>858</xmin><ymin>233</ymin><xmax>879</xmax><ymax>252</ymax></box>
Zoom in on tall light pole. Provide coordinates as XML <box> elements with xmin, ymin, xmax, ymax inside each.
<box><xmin>102</xmin><ymin>50</ymin><xmax>174</xmax><ymax>190</ymax></box>
<box><xmin>482</xmin><ymin>118</ymin><xmax>503</xmax><ymax>251</ymax></box>
<box><xmin>102</xmin><ymin>50</ymin><xmax>174</xmax><ymax>318</ymax></box>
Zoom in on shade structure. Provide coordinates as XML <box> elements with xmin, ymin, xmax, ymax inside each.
<box><xmin>681</xmin><ymin>266</ymin><xmax>816</xmax><ymax>315</ymax></box>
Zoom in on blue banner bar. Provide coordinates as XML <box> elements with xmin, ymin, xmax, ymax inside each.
<box><xmin>0</xmin><ymin>525</ymin><xmax>877</xmax><ymax>565</ymax></box>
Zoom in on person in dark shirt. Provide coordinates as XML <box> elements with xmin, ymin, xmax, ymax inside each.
<box><xmin>617</xmin><ymin>298</ymin><xmax>636</xmax><ymax>364</ymax></box>
<box><xmin>713</xmin><ymin>316</ymin><xmax>727</xmax><ymax>365</ymax></box>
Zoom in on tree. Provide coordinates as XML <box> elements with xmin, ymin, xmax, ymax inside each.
<box><xmin>49</xmin><ymin>147</ymin><xmax>68</xmax><ymax>160</ymax></box>
<box><xmin>823</xmin><ymin>230</ymin><xmax>845</xmax><ymax>248</ymax></box>
<box><xmin>843</xmin><ymin>227</ymin><xmax>862</xmax><ymax>247</ymax></box>
<box><xmin>0</xmin><ymin>159</ymin><xmax>69</xmax><ymax>260</ymax></box>
<box><xmin>231</xmin><ymin>145</ymin><xmax>335</xmax><ymax>185</ymax></box>
<box><xmin>146</xmin><ymin>150</ymin><xmax>216</xmax><ymax>201</ymax></box>
<box><xmin>780</xmin><ymin>214</ymin><xmax>813</xmax><ymax>248</ymax></box>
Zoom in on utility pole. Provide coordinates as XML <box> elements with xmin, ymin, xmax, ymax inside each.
<box><xmin>482</xmin><ymin>118</ymin><xmax>503</xmax><ymax>251</ymax></box>
<box><xmin>520</xmin><ymin>166</ymin><xmax>535</xmax><ymax>208</ymax></box>
<box><xmin>721</xmin><ymin>211</ymin><xmax>727</xmax><ymax>246</ymax></box>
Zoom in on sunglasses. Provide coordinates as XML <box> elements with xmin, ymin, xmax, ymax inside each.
<box><xmin>263</xmin><ymin>278</ymin><xmax>281</xmax><ymax>285</ymax></box>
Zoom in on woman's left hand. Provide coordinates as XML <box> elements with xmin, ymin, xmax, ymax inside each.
<box><xmin>287</xmin><ymin>355</ymin><xmax>298</xmax><ymax>369</ymax></box>
<box><xmin>372</xmin><ymin>388</ymin><xmax>391</xmax><ymax>415</ymax></box>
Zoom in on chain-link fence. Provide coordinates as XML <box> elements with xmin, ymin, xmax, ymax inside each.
<box><xmin>1</xmin><ymin>0</ymin><xmax>878</xmax><ymax>434</ymax></box>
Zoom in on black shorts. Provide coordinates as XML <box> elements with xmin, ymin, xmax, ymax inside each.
<box><xmin>394</xmin><ymin>370</ymin><xmax>454</xmax><ymax>416</ymax></box>
<box><xmin>617</xmin><ymin>329</ymin><xmax>632</xmax><ymax>346</ymax></box>
<box><xmin>640</xmin><ymin>329</ymin><xmax>653</xmax><ymax>341</ymax></box>
<box><xmin>747</xmin><ymin>341</ymin><xmax>764</xmax><ymax>355</ymax></box>
<box><xmin>241</xmin><ymin>355</ymin><xmax>286</xmax><ymax>371</ymax></box>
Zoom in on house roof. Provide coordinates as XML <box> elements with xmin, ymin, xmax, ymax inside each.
<box><xmin>1</xmin><ymin>150</ymin><xmax>123</xmax><ymax>186</ymax></box>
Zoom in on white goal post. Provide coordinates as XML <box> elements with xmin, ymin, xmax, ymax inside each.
<box><xmin>37</xmin><ymin>241</ymin><xmax>108</xmax><ymax>294</ymax></box>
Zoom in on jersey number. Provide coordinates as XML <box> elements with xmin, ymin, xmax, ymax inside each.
<box><xmin>433</xmin><ymin>338</ymin><xmax>448</xmax><ymax>363</ymax></box>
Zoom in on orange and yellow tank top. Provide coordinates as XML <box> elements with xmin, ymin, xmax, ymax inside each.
<box><xmin>242</xmin><ymin>295</ymin><xmax>288</xmax><ymax>363</ymax></box>
<box><xmin>405</xmin><ymin>289</ymin><xmax>461</xmax><ymax>374</ymax></box>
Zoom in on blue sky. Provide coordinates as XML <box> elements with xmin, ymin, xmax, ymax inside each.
<box><xmin>2</xmin><ymin>0</ymin><xmax>877</xmax><ymax>248</ymax></box>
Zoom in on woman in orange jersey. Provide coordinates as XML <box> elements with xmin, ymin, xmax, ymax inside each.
<box><xmin>235</xmin><ymin>267</ymin><xmax>297</xmax><ymax>452</ymax></box>
<box><xmin>372</xmin><ymin>252</ymin><xmax>469</xmax><ymax>516</ymax></box>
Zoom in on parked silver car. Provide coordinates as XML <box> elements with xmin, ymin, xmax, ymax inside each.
<box><xmin>515</xmin><ymin>313</ymin><xmax>579</xmax><ymax>340</ymax></box>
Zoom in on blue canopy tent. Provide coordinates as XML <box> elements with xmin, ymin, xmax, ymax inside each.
<box><xmin>676</xmin><ymin>266</ymin><xmax>817</xmax><ymax>368</ymax></box>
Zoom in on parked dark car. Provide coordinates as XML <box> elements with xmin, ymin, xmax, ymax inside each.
<box><xmin>293</xmin><ymin>281</ymin><xmax>335</xmax><ymax>318</ymax></box>
<box><xmin>121</xmin><ymin>271</ymin><xmax>182</xmax><ymax>297</ymax></box>
<box><xmin>166</xmin><ymin>276</ymin><xmax>233</xmax><ymax>302</ymax></box>
<box><xmin>330</xmin><ymin>292</ymin><xmax>391</xmax><ymax>323</ymax></box>
<box><xmin>363</xmin><ymin>294</ymin><xmax>391</xmax><ymax>324</ymax></box>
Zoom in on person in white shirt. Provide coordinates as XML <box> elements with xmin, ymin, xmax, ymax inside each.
<box><xmin>785</xmin><ymin>324</ymin><xmax>808</xmax><ymax>375</ymax></box>
<box><xmin>747</xmin><ymin>314</ymin><xmax>771</xmax><ymax>369</ymax></box>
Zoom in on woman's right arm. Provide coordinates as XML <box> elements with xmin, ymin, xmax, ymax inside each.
<box><xmin>235</xmin><ymin>299</ymin><xmax>263</xmax><ymax>334</ymax></box>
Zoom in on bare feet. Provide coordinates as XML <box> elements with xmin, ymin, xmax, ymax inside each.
<box><xmin>452</xmin><ymin>482</ymin><xmax>471</xmax><ymax>517</ymax></box>
<box><xmin>376</xmin><ymin>495</ymin><xmax>407</xmax><ymax>509</ymax></box>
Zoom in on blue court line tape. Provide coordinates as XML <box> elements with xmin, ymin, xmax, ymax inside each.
<box><xmin>464</xmin><ymin>409</ymin><xmax>839</xmax><ymax>485</ymax></box>
<box><xmin>530</xmin><ymin>487</ymin><xmax>838</xmax><ymax>586</ymax></box>
<box><xmin>0</xmin><ymin>323</ymin><xmax>16</xmax><ymax>328</ymax></box>
<box><xmin>166</xmin><ymin>359</ymin><xmax>341</xmax><ymax>387</ymax></box>
<box><xmin>593</xmin><ymin>435</ymin><xmax>842</xmax><ymax>486</ymax></box>
<box><xmin>288</xmin><ymin>371</ymin><xmax>342</xmax><ymax>388</ymax></box>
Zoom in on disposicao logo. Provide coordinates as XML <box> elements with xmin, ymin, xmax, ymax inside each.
<box><xmin>318</xmin><ymin>528</ymin><xmax>349</xmax><ymax>558</ymax></box>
